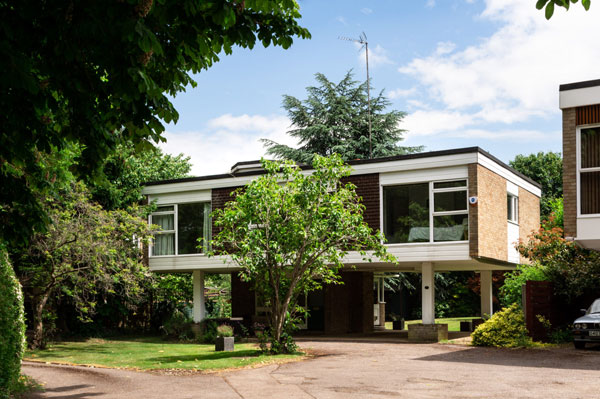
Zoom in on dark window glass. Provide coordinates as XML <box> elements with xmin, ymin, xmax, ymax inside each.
<box><xmin>178</xmin><ymin>203</ymin><xmax>205</xmax><ymax>254</ymax></box>
<box><xmin>433</xmin><ymin>180</ymin><xmax>467</xmax><ymax>189</ymax></box>
<box><xmin>383</xmin><ymin>184</ymin><xmax>430</xmax><ymax>243</ymax></box>
<box><xmin>581</xmin><ymin>128</ymin><xmax>600</xmax><ymax>169</ymax></box>
<box><xmin>433</xmin><ymin>215</ymin><xmax>469</xmax><ymax>242</ymax></box>
<box><xmin>156</xmin><ymin>205</ymin><xmax>174</xmax><ymax>212</ymax></box>
<box><xmin>434</xmin><ymin>191</ymin><xmax>467</xmax><ymax>212</ymax></box>
<box><xmin>507</xmin><ymin>196</ymin><xmax>513</xmax><ymax>220</ymax></box>
<box><xmin>581</xmin><ymin>171</ymin><xmax>600</xmax><ymax>214</ymax></box>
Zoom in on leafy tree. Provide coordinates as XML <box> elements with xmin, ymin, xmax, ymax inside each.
<box><xmin>13</xmin><ymin>183</ymin><xmax>153</xmax><ymax>348</ymax></box>
<box><xmin>500</xmin><ymin>265</ymin><xmax>548</xmax><ymax>307</ymax></box>
<box><xmin>90</xmin><ymin>143</ymin><xmax>192</xmax><ymax>210</ymax></box>
<box><xmin>509</xmin><ymin>152</ymin><xmax>562</xmax><ymax>220</ymax></box>
<box><xmin>536</xmin><ymin>0</ymin><xmax>590</xmax><ymax>19</ymax></box>
<box><xmin>262</xmin><ymin>71</ymin><xmax>423</xmax><ymax>164</ymax></box>
<box><xmin>518</xmin><ymin>225</ymin><xmax>600</xmax><ymax>302</ymax></box>
<box><xmin>211</xmin><ymin>155</ymin><xmax>395</xmax><ymax>352</ymax></box>
<box><xmin>0</xmin><ymin>0</ymin><xmax>310</xmax><ymax>245</ymax></box>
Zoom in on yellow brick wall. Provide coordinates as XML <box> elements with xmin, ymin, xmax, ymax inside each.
<box><xmin>519</xmin><ymin>188</ymin><xmax>541</xmax><ymax>264</ymax></box>
<box><xmin>562</xmin><ymin>108</ymin><xmax>577</xmax><ymax>238</ymax></box>
<box><xmin>475</xmin><ymin>165</ymin><xmax>509</xmax><ymax>261</ymax></box>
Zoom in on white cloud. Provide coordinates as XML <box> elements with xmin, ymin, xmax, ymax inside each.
<box><xmin>158</xmin><ymin>114</ymin><xmax>297</xmax><ymax>176</ymax></box>
<box><xmin>360</xmin><ymin>7</ymin><xmax>373</xmax><ymax>15</ymax></box>
<box><xmin>336</xmin><ymin>16</ymin><xmax>348</xmax><ymax>25</ymax></box>
<box><xmin>398</xmin><ymin>0</ymin><xmax>600</xmax><ymax>141</ymax></box>
<box><xmin>388</xmin><ymin>87</ymin><xmax>417</xmax><ymax>99</ymax></box>
<box><xmin>426</xmin><ymin>0</ymin><xmax>436</xmax><ymax>9</ymax></box>
<box><xmin>357</xmin><ymin>44</ymin><xmax>393</xmax><ymax>68</ymax></box>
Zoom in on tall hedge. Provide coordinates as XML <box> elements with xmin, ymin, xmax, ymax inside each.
<box><xmin>0</xmin><ymin>245</ymin><xmax>26</xmax><ymax>397</ymax></box>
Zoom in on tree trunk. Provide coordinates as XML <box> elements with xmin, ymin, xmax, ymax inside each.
<box><xmin>31</xmin><ymin>293</ymin><xmax>50</xmax><ymax>349</ymax></box>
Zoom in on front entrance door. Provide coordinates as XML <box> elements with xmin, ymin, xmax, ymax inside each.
<box><xmin>307</xmin><ymin>289</ymin><xmax>325</xmax><ymax>331</ymax></box>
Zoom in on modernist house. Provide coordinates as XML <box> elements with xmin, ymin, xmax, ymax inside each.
<box><xmin>560</xmin><ymin>79</ymin><xmax>600</xmax><ymax>251</ymax></box>
<box><xmin>142</xmin><ymin>147</ymin><xmax>541</xmax><ymax>334</ymax></box>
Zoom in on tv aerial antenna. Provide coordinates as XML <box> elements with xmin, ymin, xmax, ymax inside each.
<box><xmin>339</xmin><ymin>32</ymin><xmax>372</xmax><ymax>159</ymax></box>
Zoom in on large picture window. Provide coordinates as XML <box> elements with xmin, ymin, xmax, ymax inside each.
<box><xmin>150</xmin><ymin>202</ymin><xmax>211</xmax><ymax>256</ymax></box>
<box><xmin>580</xmin><ymin>127</ymin><xmax>600</xmax><ymax>215</ymax></box>
<box><xmin>383</xmin><ymin>180</ymin><xmax>468</xmax><ymax>244</ymax></box>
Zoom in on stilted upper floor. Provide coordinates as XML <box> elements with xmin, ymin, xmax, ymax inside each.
<box><xmin>142</xmin><ymin>147</ymin><xmax>541</xmax><ymax>274</ymax></box>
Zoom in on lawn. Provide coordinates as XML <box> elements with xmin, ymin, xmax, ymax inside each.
<box><xmin>385</xmin><ymin>317</ymin><xmax>481</xmax><ymax>332</ymax></box>
<box><xmin>25</xmin><ymin>337</ymin><xmax>302</xmax><ymax>371</ymax></box>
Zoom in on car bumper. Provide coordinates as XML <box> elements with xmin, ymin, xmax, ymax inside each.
<box><xmin>573</xmin><ymin>330</ymin><xmax>600</xmax><ymax>342</ymax></box>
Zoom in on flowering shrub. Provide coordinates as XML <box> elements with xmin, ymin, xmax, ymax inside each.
<box><xmin>471</xmin><ymin>304</ymin><xmax>532</xmax><ymax>348</ymax></box>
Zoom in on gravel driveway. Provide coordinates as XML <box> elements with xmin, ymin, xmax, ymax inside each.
<box><xmin>23</xmin><ymin>340</ymin><xmax>600</xmax><ymax>399</ymax></box>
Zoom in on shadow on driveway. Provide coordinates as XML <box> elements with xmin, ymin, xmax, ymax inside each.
<box><xmin>416</xmin><ymin>344</ymin><xmax>600</xmax><ymax>371</ymax></box>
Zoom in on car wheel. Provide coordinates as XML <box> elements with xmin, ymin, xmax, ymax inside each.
<box><xmin>574</xmin><ymin>341</ymin><xmax>586</xmax><ymax>350</ymax></box>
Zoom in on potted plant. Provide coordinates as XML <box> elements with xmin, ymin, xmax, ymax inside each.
<box><xmin>215</xmin><ymin>324</ymin><xmax>234</xmax><ymax>352</ymax></box>
<box><xmin>390</xmin><ymin>314</ymin><xmax>405</xmax><ymax>331</ymax></box>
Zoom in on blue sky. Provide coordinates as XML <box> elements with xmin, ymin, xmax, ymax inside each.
<box><xmin>160</xmin><ymin>0</ymin><xmax>600</xmax><ymax>176</ymax></box>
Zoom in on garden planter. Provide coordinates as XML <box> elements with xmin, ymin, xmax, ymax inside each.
<box><xmin>392</xmin><ymin>319</ymin><xmax>405</xmax><ymax>331</ymax></box>
<box><xmin>215</xmin><ymin>336</ymin><xmax>234</xmax><ymax>352</ymax></box>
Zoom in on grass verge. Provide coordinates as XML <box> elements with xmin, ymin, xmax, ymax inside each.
<box><xmin>25</xmin><ymin>336</ymin><xmax>303</xmax><ymax>372</ymax></box>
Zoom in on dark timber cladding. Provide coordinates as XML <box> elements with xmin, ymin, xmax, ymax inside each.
<box><xmin>341</xmin><ymin>173</ymin><xmax>380</xmax><ymax>231</ymax></box>
<box><xmin>576</xmin><ymin>104</ymin><xmax>600</xmax><ymax>125</ymax></box>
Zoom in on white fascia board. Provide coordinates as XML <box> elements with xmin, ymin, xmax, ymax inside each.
<box><xmin>477</xmin><ymin>153</ymin><xmax>541</xmax><ymax>197</ymax></box>
<box><xmin>560</xmin><ymin>86</ymin><xmax>600</xmax><ymax>109</ymax></box>
<box><xmin>350</xmin><ymin>152</ymin><xmax>478</xmax><ymax>176</ymax></box>
<box><xmin>148</xmin><ymin>190</ymin><xmax>211</xmax><ymax>205</ymax></box>
<box><xmin>142</xmin><ymin>153</ymin><xmax>480</xmax><ymax>195</ymax></box>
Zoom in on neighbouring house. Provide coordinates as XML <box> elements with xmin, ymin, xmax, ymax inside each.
<box><xmin>560</xmin><ymin>79</ymin><xmax>600</xmax><ymax>251</ymax></box>
<box><xmin>142</xmin><ymin>147</ymin><xmax>541</xmax><ymax>335</ymax></box>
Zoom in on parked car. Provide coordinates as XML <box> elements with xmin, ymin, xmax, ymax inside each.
<box><xmin>573</xmin><ymin>298</ymin><xmax>600</xmax><ymax>349</ymax></box>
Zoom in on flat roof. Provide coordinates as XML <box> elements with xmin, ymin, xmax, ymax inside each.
<box><xmin>143</xmin><ymin>146</ymin><xmax>542</xmax><ymax>189</ymax></box>
<box><xmin>559</xmin><ymin>79</ymin><xmax>600</xmax><ymax>92</ymax></box>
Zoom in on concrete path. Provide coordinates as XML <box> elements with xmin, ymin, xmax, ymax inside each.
<box><xmin>23</xmin><ymin>341</ymin><xmax>600</xmax><ymax>399</ymax></box>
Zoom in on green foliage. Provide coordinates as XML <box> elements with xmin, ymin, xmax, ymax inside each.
<box><xmin>518</xmin><ymin>225</ymin><xmax>600</xmax><ymax>301</ymax></box>
<box><xmin>201</xmin><ymin>320</ymin><xmax>219</xmax><ymax>344</ymax></box>
<box><xmin>500</xmin><ymin>265</ymin><xmax>548</xmax><ymax>307</ymax></box>
<box><xmin>509</xmin><ymin>152</ymin><xmax>562</xmax><ymax>220</ymax></box>
<box><xmin>12</xmin><ymin>183</ymin><xmax>153</xmax><ymax>348</ymax></box>
<box><xmin>471</xmin><ymin>304</ymin><xmax>532</xmax><ymax>348</ymax></box>
<box><xmin>0</xmin><ymin>246</ymin><xmax>26</xmax><ymax>398</ymax></box>
<box><xmin>0</xmin><ymin>0</ymin><xmax>310</xmax><ymax>246</ymax></box>
<box><xmin>216</xmin><ymin>325</ymin><xmax>234</xmax><ymax>337</ymax></box>
<box><xmin>262</xmin><ymin>71</ymin><xmax>423</xmax><ymax>164</ymax></box>
<box><xmin>160</xmin><ymin>310</ymin><xmax>194</xmax><ymax>341</ymax></box>
<box><xmin>542</xmin><ymin>197</ymin><xmax>563</xmax><ymax>230</ymax></box>
<box><xmin>90</xmin><ymin>143</ymin><xmax>192</xmax><ymax>210</ymax></box>
<box><xmin>211</xmin><ymin>154</ymin><xmax>395</xmax><ymax>352</ymax></box>
<box><xmin>535</xmin><ymin>0</ymin><xmax>590</xmax><ymax>19</ymax></box>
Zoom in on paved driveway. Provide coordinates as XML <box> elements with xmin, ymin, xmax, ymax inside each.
<box><xmin>24</xmin><ymin>340</ymin><xmax>600</xmax><ymax>399</ymax></box>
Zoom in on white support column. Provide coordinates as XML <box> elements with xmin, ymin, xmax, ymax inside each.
<box><xmin>421</xmin><ymin>262</ymin><xmax>435</xmax><ymax>325</ymax></box>
<box><xmin>192</xmin><ymin>270</ymin><xmax>205</xmax><ymax>323</ymax></box>
<box><xmin>480</xmin><ymin>270</ymin><xmax>493</xmax><ymax>318</ymax></box>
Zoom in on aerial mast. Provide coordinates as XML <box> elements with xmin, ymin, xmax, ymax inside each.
<box><xmin>339</xmin><ymin>32</ymin><xmax>372</xmax><ymax>159</ymax></box>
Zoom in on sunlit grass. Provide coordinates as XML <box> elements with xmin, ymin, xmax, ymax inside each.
<box><xmin>25</xmin><ymin>337</ymin><xmax>302</xmax><ymax>371</ymax></box>
<box><xmin>385</xmin><ymin>316</ymin><xmax>481</xmax><ymax>332</ymax></box>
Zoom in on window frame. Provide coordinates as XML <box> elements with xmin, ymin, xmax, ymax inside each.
<box><xmin>577</xmin><ymin>125</ymin><xmax>600</xmax><ymax>217</ymax></box>
<box><xmin>149</xmin><ymin>202</ymin><xmax>211</xmax><ymax>257</ymax></box>
<box><xmin>381</xmin><ymin>178</ymin><xmax>469</xmax><ymax>245</ymax></box>
<box><xmin>507</xmin><ymin>194</ymin><xmax>519</xmax><ymax>224</ymax></box>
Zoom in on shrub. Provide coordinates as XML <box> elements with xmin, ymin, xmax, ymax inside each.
<box><xmin>201</xmin><ymin>320</ymin><xmax>218</xmax><ymax>344</ymax></box>
<box><xmin>471</xmin><ymin>303</ymin><xmax>532</xmax><ymax>348</ymax></box>
<box><xmin>500</xmin><ymin>264</ymin><xmax>548</xmax><ymax>307</ymax></box>
<box><xmin>0</xmin><ymin>246</ymin><xmax>26</xmax><ymax>398</ymax></box>
<box><xmin>160</xmin><ymin>309</ymin><xmax>194</xmax><ymax>340</ymax></box>
<box><xmin>216</xmin><ymin>324</ymin><xmax>234</xmax><ymax>337</ymax></box>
